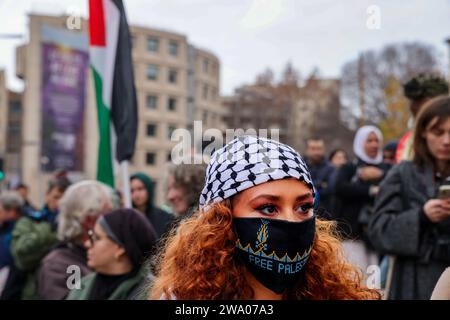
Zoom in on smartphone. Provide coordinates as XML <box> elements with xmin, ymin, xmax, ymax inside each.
<box><xmin>438</xmin><ymin>185</ymin><xmax>450</xmax><ymax>199</ymax></box>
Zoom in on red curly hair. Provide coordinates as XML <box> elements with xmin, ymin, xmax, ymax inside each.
<box><xmin>149</xmin><ymin>200</ymin><xmax>381</xmax><ymax>300</ymax></box>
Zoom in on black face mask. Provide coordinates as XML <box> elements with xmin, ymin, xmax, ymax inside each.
<box><xmin>232</xmin><ymin>215</ymin><xmax>316</xmax><ymax>294</ymax></box>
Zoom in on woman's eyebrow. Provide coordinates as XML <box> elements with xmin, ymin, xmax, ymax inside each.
<box><xmin>296</xmin><ymin>194</ymin><xmax>314</xmax><ymax>202</ymax></box>
<box><xmin>249</xmin><ymin>193</ymin><xmax>313</xmax><ymax>202</ymax></box>
<box><xmin>249</xmin><ymin>194</ymin><xmax>280</xmax><ymax>202</ymax></box>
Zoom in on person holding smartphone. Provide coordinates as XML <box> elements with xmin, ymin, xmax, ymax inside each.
<box><xmin>369</xmin><ymin>95</ymin><xmax>450</xmax><ymax>300</ymax></box>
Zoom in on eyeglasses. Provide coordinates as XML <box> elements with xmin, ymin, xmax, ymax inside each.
<box><xmin>87</xmin><ymin>229</ymin><xmax>99</xmax><ymax>247</ymax></box>
<box><xmin>87</xmin><ymin>229</ymin><xmax>123</xmax><ymax>247</ymax></box>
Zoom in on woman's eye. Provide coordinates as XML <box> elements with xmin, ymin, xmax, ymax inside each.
<box><xmin>297</xmin><ymin>203</ymin><xmax>313</xmax><ymax>213</ymax></box>
<box><xmin>257</xmin><ymin>204</ymin><xmax>277</xmax><ymax>215</ymax></box>
<box><xmin>431</xmin><ymin>129</ymin><xmax>444</xmax><ymax>136</ymax></box>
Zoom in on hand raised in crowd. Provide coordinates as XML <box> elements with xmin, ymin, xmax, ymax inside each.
<box><xmin>423</xmin><ymin>199</ymin><xmax>450</xmax><ymax>223</ymax></box>
<box><xmin>358</xmin><ymin>166</ymin><xmax>383</xmax><ymax>181</ymax></box>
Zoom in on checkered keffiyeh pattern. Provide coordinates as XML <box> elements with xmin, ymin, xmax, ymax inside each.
<box><xmin>199</xmin><ymin>135</ymin><xmax>315</xmax><ymax>209</ymax></box>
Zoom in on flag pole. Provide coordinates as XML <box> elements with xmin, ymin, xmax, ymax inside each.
<box><xmin>121</xmin><ymin>160</ymin><xmax>132</xmax><ymax>208</ymax></box>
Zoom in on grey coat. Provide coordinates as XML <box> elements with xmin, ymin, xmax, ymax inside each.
<box><xmin>368</xmin><ymin>161</ymin><xmax>450</xmax><ymax>300</ymax></box>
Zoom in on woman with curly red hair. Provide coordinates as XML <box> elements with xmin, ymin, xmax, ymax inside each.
<box><xmin>149</xmin><ymin>136</ymin><xmax>380</xmax><ymax>300</ymax></box>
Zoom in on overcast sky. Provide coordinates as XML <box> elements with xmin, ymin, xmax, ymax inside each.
<box><xmin>0</xmin><ymin>0</ymin><xmax>449</xmax><ymax>95</ymax></box>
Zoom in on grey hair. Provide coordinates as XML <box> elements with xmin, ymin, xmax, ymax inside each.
<box><xmin>166</xmin><ymin>158</ymin><xmax>207</xmax><ymax>210</ymax></box>
<box><xmin>57</xmin><ymin>180</ymin><xmax>118</xmax><ymax>241</ymax></box>
<box><xmin>0</xmin><ymin>191</ymin><xmax>24</xmax><ymax>211</ymax></box>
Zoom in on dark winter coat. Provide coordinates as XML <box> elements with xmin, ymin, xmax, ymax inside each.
<box><xmin>305</xmin><ymin>158</ymin><xmax>336</xmax><ymax>213</ymax></box>
<box><xmin>334</xmin><ymin>159</ymin><xmax>390</xmax><ymax>240</ymax></box>
<box><xmin>368</xmin><ymin>161</ymin><xmax>450</xmax><ymax>300</ymax></box>
<box><xmin>37</xmin><ymin>242</ymin><xmax>92</xmax><ymax>300</ymax></box>
<box><xmin>130</xmin><ymin>173</ymin><xmax>175</xmax><ymax>241</ymax></box>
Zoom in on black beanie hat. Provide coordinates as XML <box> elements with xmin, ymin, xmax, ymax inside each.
<box><xmin>403</xmin><ymin>74</ymin><xmax>449</xmax><ymax>101</ymax></box>
<box><xmin>99</xmin><ymin>208</ymin><xmax>158</xmax><ymax>268</ymax></box>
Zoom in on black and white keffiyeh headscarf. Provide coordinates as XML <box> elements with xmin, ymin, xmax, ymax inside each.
<box><xmin>199</xmin><ymin>135</ymin><xmax>316</xmax><ymax>209</ymax></box>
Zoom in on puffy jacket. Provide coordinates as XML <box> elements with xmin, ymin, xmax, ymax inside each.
<box><xmin>10</xmin><ymin>215</ymin><xmax>58</xmax><ymax>299</ymax></box>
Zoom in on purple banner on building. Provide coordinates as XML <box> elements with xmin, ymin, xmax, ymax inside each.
<box><xmin>41</xmin><ymin>26</ymin><xmax>88</xmax><ymax>172</ymax></box>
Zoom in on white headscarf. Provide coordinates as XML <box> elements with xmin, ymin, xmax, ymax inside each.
<box><xmin>353</xmin><ymin>125</ymin><xmax>383</xmax><ymax>165</ymax></box>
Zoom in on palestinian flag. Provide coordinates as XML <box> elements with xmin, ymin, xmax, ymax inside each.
<box><xmin>88</xmin><ymin>0</ymin><xmax>138</xmax><ymax>187</ymax></box>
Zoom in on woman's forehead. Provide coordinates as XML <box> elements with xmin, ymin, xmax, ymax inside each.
<box><xmin>235</xmin><ymin>179</ymin><xmax>311</xmax><ymax>200</ymax></box>
<box><xmin>366</xmin><ymin>132</ymin><xmax>379</xmax><ymax>140</ymax></box>
<box><xmin>426</xmin><ymin>116</ymin><xmax>450</xmax><ymax>130</ymax></box>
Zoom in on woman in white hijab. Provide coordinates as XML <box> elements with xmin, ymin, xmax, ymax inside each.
<box><xmin>353</xmin><ymin>126</ymin><xmax>383</xmax><ymax>165</ymax></box>
<box><xmin>334</xmin><ymin>125</ymin><xmax>391</xmax><ymax>280</ymax></box>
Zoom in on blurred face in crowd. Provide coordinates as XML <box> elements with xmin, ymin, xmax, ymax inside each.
<box><xmin>167</xmin><ymin>174</ymin><xmax>189</xmax><ymax>216</ymax></box>
<box><xmin>306</xmin><ymin>140</ymin><xmax>325</xmax><ymax>164</ymax></box>
<box><xmin>383</xmin><ymin>150</ymin><xmax>396</xmax><ymax>165</ymax></box>
<box><xmin>330</xmin><ymin>150</ymin><xmax>347</xmax><ymax>168</ymax></box>
<box><xmin>232</xmin><ymin>178</ymin><xmax>314</xmax><ymax>222</ymax></box>
<box><xmin>80</xmin><ymin>199</ymin><xmax>114</xmax><ymax>244</ymax></box>
<box><xmin>45</xmin><ymin>187</ymin><xmax>64</xmax><ymax>211</ymax></box>
<box><xmin>423</xmin><ymin>117</ymin><xmax>450</xmax><ymax>163</ymax></box>
<box><xmin>130</xmin><ymin>179</ymin><xmax>149</xmax><ymax>211</ymax></box>
<box><xmin>85</xmin><ymin>223</ymin><xmax>127</xmax><ymax>274</ymax></box>
<box><xmin>16</xmin><ymin>187</ymin><xmax>28</xmax><ymax>201</ymax></box>
<box><xmin>364</xmin><ymin>132</ymin><xmax>380</xmax><ymax>159</ymax></box>
<box><xmin>0</xmin><ymin>204</ymin><xmax>19</xmax><ymax>224</ymax></box>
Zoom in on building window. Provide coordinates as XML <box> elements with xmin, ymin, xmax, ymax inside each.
<box><xmin>146</xmin><ymin>95</ymin><xmax>158</xmax><ymax>109</ymax></box>
<box><xmin>146</xmin><ymin>123</ymin><xmax>157</xmax><ymax>137</ymax></box>
<box><xmin>202</xmin><ymin>110</ymin><xmax>208</xmax><ymax>123</ymax></box>
<box><xmin>146</xmin><ymin>65</ymin><xmax>158</xmax><ymax>81</ymax></box>
<box><xmin>146</xmin><ymin>152</ymin><xmax>156</xmax><ymax>165</ymax></box>
<box><xmin>168</xmin><ymin>97</ymin><xmax>177</xmax><ymax>111</ymax></box>
<box><xmin>203</xmin><ymin>84</ymin><xmax>208</xmax><ymax>100</ymax></box>
<box><xmin>9</xmin><ymin>101</ymin><xmax>21</xmax><ymax>113</ymax></box>
<box><xmin>168</xmin><ymin>41</ymin><xmax>178</xmax><ymax>56</ymax></box>
<box><xmin>130</xmin><ymin>35</ymin><xmax>136</xmax><ymax>48</ymax></box>
<box><xmin>167</xmin><ymin>125</ymin><xmax>176</xmax><ymax>140</ymax></box>
<box><xmin>147</xmin><ymin>37</ymin><xmax>159</xmax><ymax>52</ymax></box>
<box><xmin>168</xmin><ymin>69</ymin><xmax>177</xmax><ymax>84</ymax></box>
<box><xmin>203</xmin><ymin>59</ymin><xmax>209</xmax><ymax>73</ymax></box>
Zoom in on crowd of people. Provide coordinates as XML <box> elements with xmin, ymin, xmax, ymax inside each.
<box><xmin>0</xmin><ymin>74</ymin><xmax>449</xmax><ymax>300</ymax></box>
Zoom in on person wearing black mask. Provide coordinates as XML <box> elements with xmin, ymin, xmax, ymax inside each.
<box><xmin>150</xmin><ymin>136</ymin><xmax>380</xmax><ymax>300</ymax></box>
<box><xmin>67</xmin><ymin>209</ymin><xmax>157</xmax><ymax>300</ymax></box>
